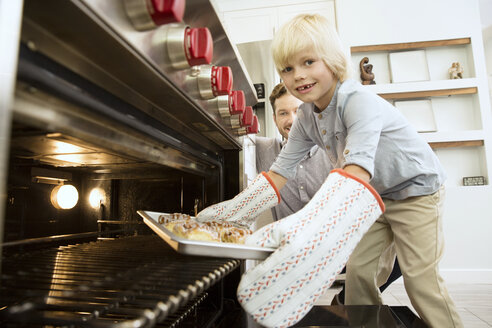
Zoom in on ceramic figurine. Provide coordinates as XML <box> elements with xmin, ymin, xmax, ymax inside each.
<box><xmin>448</xmin><ymin>62</ymin><xmax>464</xmax><ymax>79</ymax></box>
<box><xmin>360</xmin><ymin>57</ymin><xmax>376</xmax><ymax>85</ymax></box>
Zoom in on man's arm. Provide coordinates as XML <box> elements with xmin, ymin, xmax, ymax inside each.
<box><xmin>343</xmin><ymin>164</ymin><xmax>370</xmax><ymax>183</ymax></box>
<box><xmin>267</xmin><ymin>170</ymin><xmax>288</xmax><ymax>191</ymax></box>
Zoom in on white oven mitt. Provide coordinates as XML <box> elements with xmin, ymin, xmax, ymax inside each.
<box><xmin>237</xmin><ymin>169</ymin><xmax>385</xmax><ymax>328</ymax></box>
<box><xmin>195</xmin><ymin>172</ymin><xmax>281</xmax><ymax>228</ymax></box>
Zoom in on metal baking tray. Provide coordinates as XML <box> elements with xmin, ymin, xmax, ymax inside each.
<box><xmin>137</xmin><ymin>210</ymin><xmax>274</xmax><ymax>260</ymax></box>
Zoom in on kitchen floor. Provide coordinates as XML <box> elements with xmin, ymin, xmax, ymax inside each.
<box><xmin>316</xmin><ymin>281</ymin><xmax>492</xmax><ymax>327</ymax></box>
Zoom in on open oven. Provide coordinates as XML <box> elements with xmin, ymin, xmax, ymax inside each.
<box><xmin>0</xmin><ymin>0</ymin><xmax>258</xmax><ymax>326</ymax></box>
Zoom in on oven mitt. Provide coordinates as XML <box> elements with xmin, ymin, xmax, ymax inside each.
<box><xmin>237</xmin><ymin>169</ymin><xmax>385</xmax><ymax>328</ymax></box>
<box><xmin>195</xmin><ymin>171</ymin><xmax>281</xmax><ymax>228</ymax></box>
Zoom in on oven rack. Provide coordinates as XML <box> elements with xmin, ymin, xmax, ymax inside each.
<box><xmin>0</xmin><ymin>235</ymin><xmax>239</xmax><ymax>327</ymax></box>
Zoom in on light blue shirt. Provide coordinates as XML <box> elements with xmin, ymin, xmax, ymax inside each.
<box><xmin>270</xmin><ymin>79</ymin><xmax>446</xmax><ymax>200</ymax></box>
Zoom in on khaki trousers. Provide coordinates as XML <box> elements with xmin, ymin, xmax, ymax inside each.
<box><xmin>345</xmin><ymin>187</ymin><xmax>463</xmax><ymax>328</ymax></box>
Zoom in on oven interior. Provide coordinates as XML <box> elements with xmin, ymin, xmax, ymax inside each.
<box><xmin>1</xmin><ymin>50</ymin><xmax>242</xmax><ymax>327</ymax></box>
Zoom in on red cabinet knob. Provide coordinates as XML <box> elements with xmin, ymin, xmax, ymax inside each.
<box><xmin>211</xmin><ymin>66</ymin><xmax>233</xmax><ymax>96</ymax></box>
<box><xmin>247</xmin><ymin>115</ymin><xmax>260</xmax><ymax>134</ymax></box>
<box><xmin>167</xmin><ymin>26</ymin><xmax>214</xmax><ymax>69</ymax></box>
<box><xmin>237</xmin><ymin>114</ymin><xmax>259</xmax><ymax>136</ymax></box>
<box><xmin>184</xmin><ymin>27</ymin><xmax>213</xmax><ymax>67</ymax></box>
<box><xmin>229</xmin><ymin>90</ymin><xmax>245</xmax><ymax>115</ymax></box>
<box><xmin>198</xmin><ymin>66</ymin><xmax>233</xmax><ymax>99</ymax></box>
<box><xmin>216</xmin><ymin>90</ymin><xmax>244</xmax><ymax>118</ymax></box>
<box><xmin>241</xmin><ymin>106</ymin><xmax>254</xmax><ymax>127</ymax></box>
<box><xmin>232</xmin><ymin>104</ymin><xmax>244</xmax><ymax>117</ymax></box>
<box><xmin>149</xmin><ymin>0</ymin><xmax>185</xmax><ymax>25</ymax></box>
<box><xmin>124</xmin><ymin>0</ymin><xmax>185</xmax><ymax>30</ymax></box>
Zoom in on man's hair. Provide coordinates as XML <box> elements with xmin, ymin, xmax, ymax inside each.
<box><xmin>271</xmin><ymin>14</ymin><xmax>352</xmax><ymax>82</ymax></box>
<box><xmin>269</xmin><ymin>82</ymin><xmax>288</xmax><ymax>115</ymax></box>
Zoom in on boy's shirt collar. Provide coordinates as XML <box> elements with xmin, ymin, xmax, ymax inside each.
<box><xmin>313</xmin><ymin>80</ymin><xmax>341</xmax><ymax>113</ymax></box>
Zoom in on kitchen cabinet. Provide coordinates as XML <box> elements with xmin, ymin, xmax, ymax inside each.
<box><xmin>217</xmin><ymin>1</ymin><xmax>336</xmax><ymax>44</ymax></box>
<box><xmin>276</xmin><ymin>2</ymin><xmax>336</xmax><ymax>32</ymax></box>
<box><xmin>220</xmin><ymin>7</ymin><xmax>277</xmax><ymax>44</ymax></box>
<box><xmin>351</xmin><ymin>37</ymin><xmax>491</xmax><ymax>187</ymax></box>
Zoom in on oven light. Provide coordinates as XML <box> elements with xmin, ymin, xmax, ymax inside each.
<box><xmin>51</xmin><ymin>185</ymin><xmax>79</xmax><ymax>209</ymax></box>
<box><xmin>53</xmin><ymin>140</ymin><xmax>85</xmax><ymax>154</ymax></box>
<box><xmin>89</xmin><ymin>188</ymin><xmax>104</xmax><ymax>208</ymax></box>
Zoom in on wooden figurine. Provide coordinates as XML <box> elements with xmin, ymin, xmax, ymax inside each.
<box><xmin>448</xmin><ymin>62</ymin><xmax>464</xmax><ymax>79</ymax></box>
<box><xmin>360</xmin><ymin>57</ymin><xmax>376</xmax><ymax>85</ymax></box>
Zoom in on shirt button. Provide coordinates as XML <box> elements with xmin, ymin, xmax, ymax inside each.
<box><xmin>300</xmin><ymin>186</ymin><xmax>304</xmax><ymax>190</ymax></box>
<box><xmin>344</xmin><ymin>149</ymin><xmax>350</xmax><ymax>154</ymax></box>
<box><xmin>299</xmin><ymin>165</ymin><xmax>303</xmax><ymax>169</ymax></box>
<box><xmin>318</xmin><ymin>114</ymin><xmax>323</xmax><ymax>119</ymax></box>
<box><xmin>322</xmin><ymin>130</ymin><xmax>327</xmax><ymax>135</ymax></box>
<box><xmin>326</xmin><ymin>145</ymin><xmax>331</xmax><ymax>150</ymax></box>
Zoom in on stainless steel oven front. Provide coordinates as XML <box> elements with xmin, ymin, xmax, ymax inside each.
<box><xmin>0</xmin><ymin>0</ymin><xmax>259</xmax><ymax>326</ymax></box>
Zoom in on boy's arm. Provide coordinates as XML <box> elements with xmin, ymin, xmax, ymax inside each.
<box><xmin>343</xmin><ymin>164</ymin><xmax>370</xmax><ymax>183</ymax></box>
<box><xmin>196</xmin><ymin>171</ymin><xmax>281</xmax><ymax>226</ymax></box>
<box><xmin>270</xmin><ymin>165</ymin><xmax>368</xmax><ymax>190</ymax></box>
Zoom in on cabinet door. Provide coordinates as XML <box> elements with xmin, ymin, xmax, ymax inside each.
<box><xmin>222</xmin><ymin>8</ymin><xmax>277</xmax><ymax>44</ymax></box>
<box><xmin>277</xmin><ymin>1</ymin><xmax>337</xmax><ymax>29</ymax></box>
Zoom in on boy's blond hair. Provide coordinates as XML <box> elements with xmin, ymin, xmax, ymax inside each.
<box><xmin>272</xmin><ymin>14</ymin><xmax>352</xmax><ymax>82</ymax></box>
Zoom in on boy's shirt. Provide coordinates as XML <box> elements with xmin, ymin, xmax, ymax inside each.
<box><xmin>270</xmin><ymin>79</ymin><xmax>446</xmax><ymax>200</ymax></box>
<box><xmin>255</xmin><ymin>136</ymin><xmax>331</xmax><ymax>220</ymax></box>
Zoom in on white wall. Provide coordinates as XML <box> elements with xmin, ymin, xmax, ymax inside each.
<box><xmin>483</xmin><ymin>25</ymin><xmax>492</xmax><ymax>112</ymax></box>
<box><xmin>337</xmin><ymin>0</ymin><xmax>492</xmax><ymax>283</ymax></box>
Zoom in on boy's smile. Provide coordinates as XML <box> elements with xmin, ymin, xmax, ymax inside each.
<box><xmin>279</xmin><ymin>49</ymin><xmax>338</xmax><ymax>110</ymax></box>
<box><xmin>296</xmin><ymin>83</ymin><xmax>316</xmax><ymax>93</ymax></box>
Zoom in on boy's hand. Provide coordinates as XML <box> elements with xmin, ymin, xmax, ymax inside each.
<box><xmin>237</xmin><ymin>169</ymin><xmax>385</xmax><ymax>328</ymax></box>
<box><xmin>195</xmin><ymin>172</ymin><xmax>280</xmax><ymax>228</ymax></box>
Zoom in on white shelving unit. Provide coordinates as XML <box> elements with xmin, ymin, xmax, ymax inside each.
<box><xmin>350</xmin><ymin>38</ymin><xmax>489</xmax><ymax>187</ymax></box>
<box><xmin>351</xmin><ymin>38</ymin><xmax>475</xmax><ymax>84</ymax></box>
<box><xmin>337</xmin><ymin>0</ymin><xmax>492</xmax><ymax>284</ymax></box>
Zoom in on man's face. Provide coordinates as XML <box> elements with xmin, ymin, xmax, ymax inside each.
<box><xmin>279</xmin><ymin>48</ymin><xmax>337</xmax><ymax>110</ymax></box>
<box><xmin>273</xmin><ymin>93</ymin><xmax>302</xmax><ymax>140</ymax></box>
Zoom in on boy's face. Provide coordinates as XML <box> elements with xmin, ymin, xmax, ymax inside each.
<box><xmin>279</xmin><ymin>49</ymin><xmax>338</xmax><ymax>110</ymax></box>
<box><xmin>273</xmin><ymin>93</ymin><xmax>302</xmax><ymax>140</ymax></box>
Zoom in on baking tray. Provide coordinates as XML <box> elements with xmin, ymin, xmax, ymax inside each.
<box><xmin>137</xmin><ymin>210</ymin><xmax>274</xmax><ymax>260</ymax></box>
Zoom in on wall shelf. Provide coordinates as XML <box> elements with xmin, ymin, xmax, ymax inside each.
<box><xmin>422</xmin><ymin>130</ymin><xmax>484</xmax><ymax>143</ymax></box>
<box><xmin>429</xmin><ymin>140</ymin><xmax>484</xmax><ymax>149</ymax></box>
<box><xmin>378</xmin><ymin>86</ymin><xmax>477</xmax><ymax>100</ymax></box>
<box><xmin>363</xmin><ymin>78</ymin><xmax>479</xmax><ymax>95</ymax></box>
<box><xmin>351</xmin><ymin>38</ymin><xmax>471</xmax><ymax>53</ymax></box>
